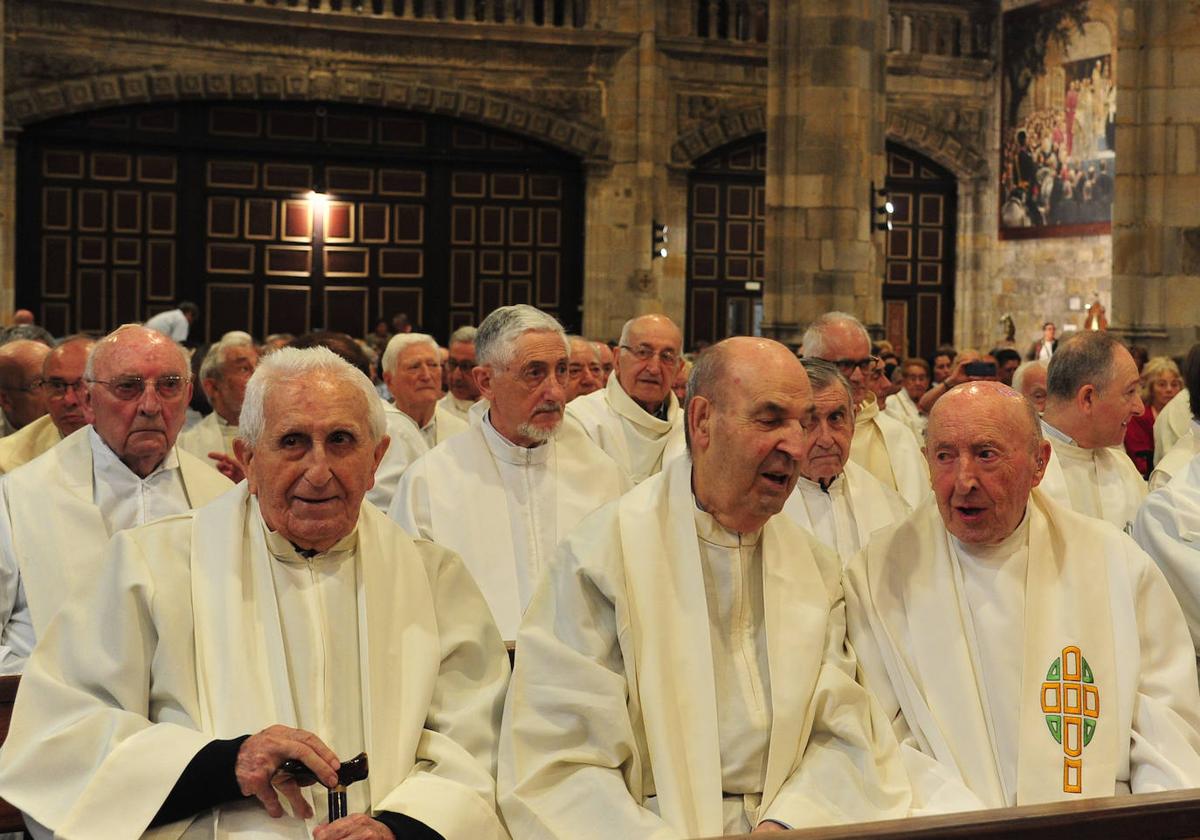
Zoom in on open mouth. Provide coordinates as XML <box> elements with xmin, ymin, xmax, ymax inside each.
<box><xmin>761</xmin><ymin>470</ymin><xmax>790</xmax><ymax>488</ymax></box>
<box><xmin>955</xmin><ymin>505</ymin><xmax>986</xmax><ymax>519</ymax></box>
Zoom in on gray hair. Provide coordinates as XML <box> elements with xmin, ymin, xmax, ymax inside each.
<box><xmin>1011</xmin><ymin>359</ymin><xmax>1048</xmax><ymax>394</ymax></box>
<box><xmin>683</xmin><ymin>342</ymin><xmax>733</xmax><ymax>453</ymax></box>
<box><xmin>238</xmin><ymin>346</ymin><xmax>385</xmax><ymax>448</ymax></box>
<box><xmin>800</xmin><ymin>312</ymin><xmax>871</xmax><ymax>359</ymax></box>
<box><xmin>1046</xmin><ymin>331</ymin><xmax>1122</xmax><ymax>402</ymax></box>
<box><xmin>84</xmin><ymin>324</ymin><xmax>191</xmax><ymax>381</ymax></box>
<box><xmin>200</xmin><ymin>333</ymin><xmax>256</xmax><ymax>383</ymax></box>
<box><xmin>449</xmin><ymin>325</ymin><xmax>478</xmax><ymax>346</ymax></box>
<box><xmin>801</xmin><ymin>357</ymin><xmax>853</xmax><ymax>410</ymax></box>
<box><xmin>567</xmin><ymin>334</ymin><xmax>599</xmax><ymax>359</ymax></box>
<box><xmin>476</xmin><ymin>305</ymin><xmax>568</xmax><ymax>370</ymax></box>
<box><xmin>381</xmin><ymin>332</ymin><xmax>438</xmax><ymax>375</ymax></box>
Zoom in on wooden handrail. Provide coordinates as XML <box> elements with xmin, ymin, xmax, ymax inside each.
<box><xmin>702</xmin><ymin>788</ymin><xmax>1200</xmax><ymax>840</ymax></box>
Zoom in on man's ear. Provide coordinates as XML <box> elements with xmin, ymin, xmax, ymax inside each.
<box><xmin>474</xmin><ymin>365</ymin><xmax>495</xmax><ymax>402</ymax></box>
<box><xmin>689</xmin><ymin>395</ymin><xmax>713</xmax><ymax>454</ymax></box>
<box><xmin>233</xmin><ymin>439</ymin><xmax>256</xmax><ymax>493</ymax></box>
<box><xmin>1077</xmin><ymin>383</ymin><xmax>1097</xmax><ymax>415</ymax></box>
<box><xmin>1030</xmin><ymin>438</ymin><xmax>1053</xmax><ymax>487</ymax></box>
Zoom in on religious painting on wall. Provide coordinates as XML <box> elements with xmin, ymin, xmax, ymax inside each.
<box><xmin>1000</xmin><ymin>0</ymin><xmax>1116</xmax><ymax>240</ymax></box>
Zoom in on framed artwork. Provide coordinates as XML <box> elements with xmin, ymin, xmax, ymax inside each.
<box><xmin>1000</xmin><ymin>0</ymin><xmax>1115</xmax><ymax>239</ymax></box>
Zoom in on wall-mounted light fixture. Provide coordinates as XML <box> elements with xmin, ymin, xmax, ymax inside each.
<box><xmin>871</xmin><ymin>182</ymin><xmax>894</xmax><ymax>232</ymax></box>
<box><xmin>652</xmin><ymin>221</ymin><xmax>668</xmax><ymax>259</ymax></box>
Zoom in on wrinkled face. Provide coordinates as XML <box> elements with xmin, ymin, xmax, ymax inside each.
<box><xmin>386</xmin><ymin>343</ymin><xmax>441</xmax><ymax>423</ymax></box>
<box><xmin>207</xmin><ymin>345</ymin><xmax>258</xmax><ymax>425</ymax></box>
<box><xmin>868</xmin><ymin>359</ymin><xmax>892</xmax><ymax>402</ymax></box>
<box><xmin>566</xmin><ymin>339</ymin><xmax>601</xmax><ymax>402</ymax></box>
<box><xmin>811</xmin><ymin>324</ymin><xmax>872</xmax><ymax>405</ymax></box>
<box><xmin>42</xmin><ymin>341</ymin><xmax>92</xmax><ymax>436</ymax></box>
<box><xmin>933</xmin><ymin>354</ymin><xmax>953</xmax><ymax>383</ymax></box>
<box><xmin>672</xmin><ymin>364</ymin><xmax>689</xmax><ymax>404</ymax></box>
<box><xmin>0</xmin><ymin>344</ymin><xmax>49</xmax><ymax>430</ymax></box>
<box><xmin>1019</xmin><ymin>365</ymin><xmax>1048</xmax><ymax>413</ymax></box>
<box><xmin>927</xmin><ymin>389</ymin><xmax>1050</xmax><ymax>545</ymax></box>
<box><xmin>85</xmin><ymin>334</ymin><xmax>192</xmax><ymax>476</ymax></box>
<box><xmin>446</xmin><ymin>340</ymin><xmax>480</xmax><ymax>402</ymax></box>
<box><xmin>1150</xmin><ymin>372</ymin><xmax>1183</xmax><ymax>411</ymax></box>
<box><xmin>798</xmin><ymin>385</ymin><xmax>853</xmax><ymax>483</ymax></box>
<box><xmin>615</xmin><ymin>319</ymin><xmax>683</xmax><ymax>413</ymax></box>
<box><xmin>595</xmin><ymin>343</ymin><xmax>614</xmax><ymax>378</ymax></box>
<box><xmin>1088</xmin><ymin>347</ymin><xmax>1144</xmax><ymax>447</ymax></box>
<box><xmin>477</xmin><ymin>331</ymin><xmax>568</xmax><ymax>446</ymax></box>
<box><xmin>239</xmin><ymin>375</ymin><xmax>387</xmax><ymax>551</ymax></box>
<box><xmin>691</xmin><ymin>345</ymin><xmax>812</xmax><ymax>530</ymax></box>
<box><xmin>902</xmin><ymin>364</ymin><xmax>930</xmax><ymax>401</ymax></box>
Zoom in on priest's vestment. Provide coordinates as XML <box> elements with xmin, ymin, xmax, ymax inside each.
<box><xmin>175</xmin><ymin>411</ymin><xmax>236</xmax><ymax>468</ymax></box>
<box><xmin>438</xmin><ymin>392</ymin><xmax>474</xmax><ymax>423</ymax></box>
<box><xmin>390</xmin><ymin>404</ymin><xmax>625</xmax><ymax>640</ymax></box>
<box><xmin>367</xmin><ymin>401</ymin><xmax>467</xmax><ymax>511</ymax></box>
<box><xmin>851</xmin><ymin>396</ymin><xmax>930</xmax><ymax>509</ymax></box>
<box><xmin>1149</xmin><ymin>420</ymin><xmax>1200</xmax><ymax>491</ymax></box>
<box><xmin>499</xmin><ymin>456</ymin><xmax>916</xmax><ymax>840</ymax></box>
<box><xmin>1039</xmin><ymin>421</ymin><xmax>1147</xmax><ymax>533</ymax></box>
<box><xmin>564</xmin><ymin>375</ymin><xmax>685</xmax><ymax>484</ymax></box>
<box><xmin>1154</xmin><ymin>388</ymin><xmax>1192</xmax><ymax>466</ymax></box>
<box><xmin>0</xmin><ymin>485</ymin><xmax>509</xmax><ymax>840</ymax></box>
<box><xmin>781</xmin><ymin>461</ymin><xmax>909</xmax><ymax>563</ymax></box>
<box><xmin>0</xmin><ymin>426</ymin><xmax>231</xmax><ymax>650</ymax></box>
<box><xmin>845</xmin><ymin>491</ymin><xmax>1200</xmax><ymax>808</ymax></box>
<box><xmin>0</xmin><ymin>414</ymin><xmax>60</xmax><ymax>476</ymax></box>
<box><xmin>883</xmin><ymin>388</ymin><xmax>927</xmax><ymax>440</ymax></box>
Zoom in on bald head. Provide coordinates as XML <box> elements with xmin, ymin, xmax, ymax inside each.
<box><xmin>11</xmin><ymin>310</ymin><xmax>33</xmax><ymax>326</ymax></box>
<box><xmin>0</xmin><ymin>340</ymin><xmax>51</xmax><ymax>430</ymax></box>
<box><xmin>615</xmin><ymin>314</ymin><xmax>683</xmax><ymax>414</ymax></box>
<box><xmin>926</xmin><ymin>382</ymin><xmax>1050</xmax><ymax>545</ymax></box>
<box><xmin>42</xmin><ymin>337</ymin><xmax>96</xmax><ymax>436</ymax></box>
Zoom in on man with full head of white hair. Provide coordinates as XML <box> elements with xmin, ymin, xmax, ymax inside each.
<box><xmin>801</xmin><ymin>312</ymin><xmax>929</xmax><ymax>507</ymax></box>
<box><xmin>367</xmin><ymin>332</ymin><xmax>467</xmax><ymax>511</ymax></box>
<box><xmin>0</xmin><ymin>345</ymin><xmax>510</xmax><ymax>840</ymax></box>
<box><xmin>566</xmin><ymin>313</ymin><xmax>686</xmax><ymax>484</ymax></box>
<box><xmin>177</xmin><ymin>331</ymin><xmax>259</xmax><ymax>481</ymax></box>
<box><xmin>0</xmin><ymin>325</ymin><xmax>232</xmax><ymax>675</ymax></box>
<box><xmin>390</xmin><ymin>304</ymin><xmax>625</xmax><ymax>640</ymax></box>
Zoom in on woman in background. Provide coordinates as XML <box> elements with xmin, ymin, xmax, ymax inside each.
<box><xmin>1126</xmin><ymin>355</ymin><xmax>1183</xmax><ymax>478</ymax></box>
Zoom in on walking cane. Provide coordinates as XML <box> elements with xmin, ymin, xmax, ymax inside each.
<box><xmin>276</xmin><ymin>751</ymin><xmax>369</xmax><ymax>823</ymax></box>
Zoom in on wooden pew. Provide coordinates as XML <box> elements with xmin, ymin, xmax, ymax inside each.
<box><xmin>703</xmin><ymin>789</ymin><xmax>1200</xmax><ymax>840</ymax></box>
<box><xmin>0</xmin><ymin>674</ymin><xmax>23</xmax><ymax>833</ymax></box>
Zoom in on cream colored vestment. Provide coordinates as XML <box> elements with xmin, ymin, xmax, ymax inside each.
<box><xmin>175</xmin><ymin>411</ymin><xmax>237</xmax><ymax>468</ymax></box>
<box><xmin>0</xmin><ymin>415</ymin><xmax>60</xmax><ymax>476</ymax></box>
<box><xmin>1154</xmin><ymin>389</ymin><xmax>1191</xmax><ymax>466</ymax></box>
<box><xmin>781</xmin><ymin>460</ymin><xmax>909</xmax><ymax>563</ymax></box>
<box><xmin>851</xmin><ymin>396</ymin><xmax>930</xmax><ymax>508</ymax></box>
<box><xmin>1149</xmin><ymin>420</ymin><xmax>1200</xmax><ymax>491</ymax></box>
<box><xmin>1039</xmin><ymin>421</ymin><xmax>1147</xmax><ymax>533</ymax></box>
<box><xmin>367</xmin><ymin>401</ymin><xmax>467</xmax><ymax>511</ymax></box>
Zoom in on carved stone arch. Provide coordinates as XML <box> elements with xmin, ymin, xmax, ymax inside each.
<box><xmin>885</xmin><ymin>110</ymin><xmax>988</xmax><ymax>180</ymax></box>
<box><xmin>671</xmin><ymin>105</ymin><xmax>766</xmax><ymax>165</ymax></box>
<box><xmin>5</xmin><ymin>69</ymin><xmax>609</xmax><ymax>161</ymax></box>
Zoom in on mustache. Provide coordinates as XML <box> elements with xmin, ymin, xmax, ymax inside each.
<box><xmin>532</xmin><ymin>401</ymin><xmax>563</xmax><ymax>415</ymax></box>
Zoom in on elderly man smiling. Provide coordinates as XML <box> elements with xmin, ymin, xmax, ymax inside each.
<box><xmin>390</xmin><ymin>304</ymin><xmax>624</xmax><ymax>641</ymax></box>
<box><xmin>845</xmin><ymin>382</ymin><xmax>1200</xmax><ymax>809</ymax></box>
<box><xmin>0</xmin><ymin>346</ymin><xmax>509</xmax><ymax>840</ymax></box>
<box><xmin>501</xmin><ymin>337</ymin><xmax>915</xmax><ymax>839</ymax></box>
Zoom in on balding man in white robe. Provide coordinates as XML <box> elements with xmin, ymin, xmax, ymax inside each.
<box><xmin>565</xmin><ymin>314</ymin><xmax>686</xmax><ymax>485</ymax></box>
<box><xmin>0</xmin><ymin>336</ymin><xmax>94</xmax><ymax>475</ymax></box>
<box><xmin>847</xmin><ymin>382</ymin><xmax>1200</xmax><ymax>808</ymax></box>
<box><xmin>438</xmin><ymin>325</ymin><xmax>481</xmax><ymax>422</ymax></box>
<box><xmin>0</xmin><ymin>338</ymin><xmax>50</xmax><ymax>439</ymax></box>
<box><xmin>782</xmin><ymin>359</ymin><xmax>908</xmax><ymax>563</ymax></box>
<box><xmin>177</xmin><ymin>332</ymin><xmax>258</xmax><ymax>481</ymax></box>
<box><xmin>368</xmin><ymin>333</ymin><xmax>467</xmax><ymax>511</ymax></box>
<box><xmin>1012</xmin><ymin>359</ymin><xmax>1049</xmax><ymax>414</ymax></box>
<box><xmin>801</xmin><ymin>313</ymin><xmax>929</xmax><ymax>507</ymax></box>
<box><xmin>0</xmin><ymin>326</ymin><xmax>231</xmax><ymax>674</ymax></box>
<box><xmin>501</xmin><ymin>338</ymin><xmax>918</xmax><ymax>839</ymax></box>
<box><xmin>391</xmin><ymin>305</ymin><xmax>625</xmax><ymax>641</ymax></box>
<box><xmin>0</xmin><ymin>346</ymin><xmax>509</xmax><ymax>839</ymax></box>
<box><xmin>1038</xmin><ymin>332</ymin><xmax>1147</xmax><ymax>533</ymax></box>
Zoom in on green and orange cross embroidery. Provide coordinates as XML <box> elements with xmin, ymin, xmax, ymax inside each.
<box><xmin>1040</xmin><ymin>645</ymin><xmax>1100</xmax><ymax>794</ymax></box>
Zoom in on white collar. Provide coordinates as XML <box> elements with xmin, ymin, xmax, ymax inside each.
<box><xmin>481</xmin><ymin>410</ymin><xmax>552</xmax><ymax>466</ymax></box>
<box><xmin>88</xmin><ymin>424</ymin><xmax>179</xmax><ymax>481</ymax></box>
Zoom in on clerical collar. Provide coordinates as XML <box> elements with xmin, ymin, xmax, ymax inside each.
<box><xmin>796</xmin><ymin>473</ymin><xmax>842</xmax><ymax>494</ymax></box>
<box><xmin>481</xmin><ymin>410</ymin><xmax>553</xmax><ymax>466</ymax></box>
<box><xmin>88</xmin><ymin>424</ymin><xmax>179</xmax><ymax>481</ymax></box>
<box><xmin>692</xmin><ymin>495</ymin><xmax>763</xmax><ymax>547</ymax></box>
<box><xmin>1040</xmin><ymin>419</ymin><xmax>1077</xmax><ymax>446</ymax></box>
<box><xmin>951</xmin><ymin>507</ymin><xmax>1031</xmax><ymax>563</ymax></box>
<box><xmin>651</xmin><ymin>400</ymin><xmax>669</xmax><ymax>421</ymax></box>
<box><xmin>259</xmin><ymin>514</ymin><xmax>358</xmax><ymax>564</ymax></box>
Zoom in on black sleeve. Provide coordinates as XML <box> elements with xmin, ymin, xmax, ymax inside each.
<box><xmin>373</xmin><ymin>811</ymin><xmax>445</xmax><ymax>840</ymax></box>
<box><xmin>149</xmin><ymin>734</ymin><xmax>251</xmax><ymax>827</ymax></box>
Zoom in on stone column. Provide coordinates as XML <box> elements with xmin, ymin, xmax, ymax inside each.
<box><xmin>1111</xmin><ymin>0</ymin><xmax>1200</xmax><ymax>353</ymax></box>
<box><xmin>761</xmin><ymin>0</ymin><xmax>888</xmax><ymax>346</ymax></box>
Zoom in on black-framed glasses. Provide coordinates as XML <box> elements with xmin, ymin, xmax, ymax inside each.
<box><xmin>619</xmin><ymin>344</ymin><xmax>679</xmax><ymax>367</ymax></box>
<box><xmin>831</xmin><ymin>356</ymin><xmax>879</xmax><ymax>375</ymax></box>
<box><xmin>86</xmin><ymin>375</ymin><xmax>188</xmax><ymax>401</ymax></box>
<box><xmin>445</xmin><ymin>360</ymin><xmax>476</xmax><ymax>373</ymax></box>
<box><xmin>40</xmin><ymin>377</ymin><xmax>87</xmax><ymax>398</ymax></box>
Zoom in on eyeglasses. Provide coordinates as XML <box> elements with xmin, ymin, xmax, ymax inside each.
<box><xmin>831</xmin><ymin>356</ymin><xmax>879</xmax><ymax>375</ymax></box>
<box><xmin>445</xmin><ymin>360</ymin><xmax>476</xmax><ymax>373</ymax></box>
<box><xmin>87</xmin><ymin>375</ymin><xmax>188</xmax><ymax>401</ymax></box>
<box><xmin>619</xmin><ymin>345</ymin><xmax>679</xmax><ymax>367</ymax></box>
<box><xmin>41</xmin><ymin>377</ymin><xmax>87</xmax><ymax>398</ymax></box>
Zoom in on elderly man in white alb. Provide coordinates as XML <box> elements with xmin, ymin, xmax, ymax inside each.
<box><xmin>0</xmin><ymin>336</ymin><xmax>94</xmax><ymax>475</ymax></box>
<box><xmin>177</xmin><ymin>332</ymin><xmax>258</xmax><ymax>480</ymax></box>
<box><xmin>368</xmin><ymin>333</ymin><xmax>468</xmax><ymax>511</ymax></box>
<box><xmin>1148</xmin><ymin>344</ymin><xmax>1200</xmax><ymax>489</ymax></box>
<box><xmin>782</xmin><ymin>359</ymin><xmax>908</xmax><ymax>562</ymax></box>
<box><xmin>846</xmin><ymin>382</ymin><xmax>1200</xmax><ymax>809</ymax></box>
<box><xmin>1012</xmin><ymin>359</ymin><xmax>1049</xmax><ymax>414</ymax></box>
<box><xmin>1037</xmin><ymin>331</ymin><xmax>1146</xmax><ymax>533</ymax></box>
<box><xmin>438</xmin><ymin>325</ymin><xmax>481</xmax><ymax>422</ymax></box>
<box><xmin>565</xmin><ymin>313</ymin><xmax>685</xmax><ymax>484</ymax></box>
<box><xmin>883</xmin><ymin>357</ymin><xmax>930</xmax><ymax>439</ymax></box>
<box><xmin>801</xmin><ymin>313</ymin><xmax>928</xmax><ymax>507</ymax></box>
<box><xmin>390</xmin><ymin>305</ymin><xmax>624</xmax><ymax>641</ymax></box>
<box><xmin>501</xmin><ymin>338</ymin><xmax>919</xmax><ymax>840</ymax></box>
<box><xmin>565</xmin><ymin>334</ymin><xmax>603</xmax><ymax>402</ymax></box>
<box><xmin>0</xmin><ymin>325</ymin><xmax>231</xmax><ymax>674</ymax></box>
<box><xmin>0</xmin><ymin>346</ymin><xmax>509</xmax><ymax>840</ymax></box>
